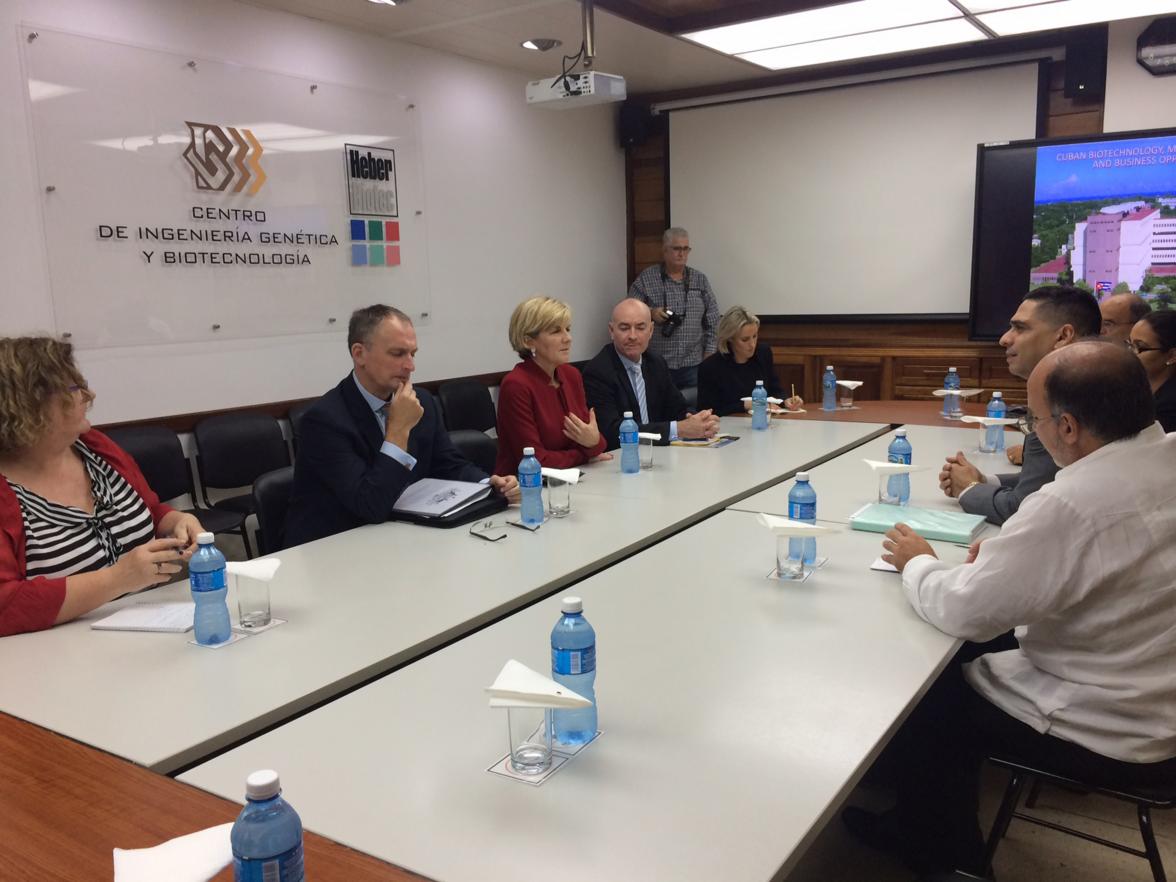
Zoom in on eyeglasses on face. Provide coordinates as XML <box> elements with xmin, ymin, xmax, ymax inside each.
<box><xmin>1127</xmin><ymin>340</ymin><xmax>1165</xmax><ymax>355</ymax></box>
<box><xmin>1022</xmin><ymin>409</ymin><xmax>1061</xmax><ymax>433</ymax></box>
<box><xmin>667</xmin><ymin>245</ymin><xmax>691</xmax><ymax>254</ymax></box>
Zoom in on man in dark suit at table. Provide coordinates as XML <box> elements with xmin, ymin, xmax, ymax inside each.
<box><xmin>285</xmin><ymin>305</ymin><xmax>519</xmax><ymax>546</ymax></box>
<box><xmin>938</xmin><ymin>285</ymin><xmax>1100</xmax><ymax>525</ymax></box>
<box><xmin>584</xmin><ymin>298</ymin><xmax>720</xmax><ymax>449</ymax></box>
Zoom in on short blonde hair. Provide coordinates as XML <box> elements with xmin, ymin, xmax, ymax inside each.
<box><xmin>0</xmin><ymin>337</ymin><xmax>93</xmax><ymax>455</ymax></box>
<box><xmin>716</xmin><ymin>306</ymin><xmax>760</xmax><ymax>355</ymax></box>
<box><xmin>508</xmin><ymin>296</ymin><xmax>572</xmax><ymax>359</ymax></box>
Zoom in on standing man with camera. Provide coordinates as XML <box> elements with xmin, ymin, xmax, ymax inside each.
<box><xmin>629</xmin><ymin>227</ymin><xmax>720</xmax><ymax>389</ymax></box>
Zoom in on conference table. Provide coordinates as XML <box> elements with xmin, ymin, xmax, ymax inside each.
<box><xmin>179</xmin><ymin>512</ymin><xmax>965</xmax><ymax>882</ymax></box>
<box><xmin>0</xmin><ymin>417</ymin><xmax>888</xmax><ymax>774</ymax></box>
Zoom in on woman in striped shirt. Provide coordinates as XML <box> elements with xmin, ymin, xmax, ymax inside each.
<box><xmin>0</xmin><ymin>338</ymin><xmax>204</xmax><ymax>636</ymax></box>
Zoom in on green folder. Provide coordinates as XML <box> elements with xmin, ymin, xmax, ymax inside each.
<box><xmin>849</xmin><ymin>503</ymin><xmax>986</xmax><ymax>544</ymax></box>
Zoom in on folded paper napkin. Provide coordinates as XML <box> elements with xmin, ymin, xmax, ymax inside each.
<box><xmin>225</xmin><ymin>559</ymin><xmax>281</xmax><ymax>581</ymax></box>
<box><xmin>637</xmin><ymin>432</ymin><xmax>662</xmax><ymax>441</ymax></box>
<box><xmin>932</xmin><ymin>388</ymin><xmax>983</xmax><ymax>398</ymax></box>
<box><xmin>540</xmin><ymin>467</ymin><xmax>581</xmax><ymax>485</ymax></box>
<box><xmin>835</xmin><ymin>380</ymin><xmax>864</xmax><ymax>390</ymax></box>
<box><xmin>486</xmin><ymin>659</ymin><xmax>592</xmax><ymax>709</ymax></box>
<box><xmin>958</xmin><ymin>415</ymin><xmax>1020</xmax><ymax>427</ymax></box>
<box><xmin>741</xmin><ymin>396</ymin><xmax>785</xmax><ymax>404</ymax></box>
<box><xmin>863</xmin><ymin>458</ymin><xmax>931</xmax><ymax>475</ymax></box>
<box><xmin>755</xmin><ymin>512</ymin><xmax>835</xmax><ymax>537</ymax></box>
<box><xmin>113</xmin><ymin>822</ymin><xmax>233</xmax><ymax>882</ymax></box>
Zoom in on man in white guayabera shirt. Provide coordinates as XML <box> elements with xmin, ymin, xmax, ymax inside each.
<box><xmin>843</xmin><ymin>340</ymin><xmax>1176</xmax><ymax>877</ymax></box>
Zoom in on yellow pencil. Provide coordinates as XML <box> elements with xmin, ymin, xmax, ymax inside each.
<box><xmin>791</xmin><ymin>383</ymin><xmax>796</xmax><ymax>399</ymax></box>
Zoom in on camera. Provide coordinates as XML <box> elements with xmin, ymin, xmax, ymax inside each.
<box><xmin>661</xmin><ymin>308</ymin><xmax>684</xmax><ymax>337</ymax></box>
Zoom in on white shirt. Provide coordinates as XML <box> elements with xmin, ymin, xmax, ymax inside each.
<box><xmin>902</xmin><ymin>423</ymin><xmax>1176</xmax><ymax>762</ymax></box>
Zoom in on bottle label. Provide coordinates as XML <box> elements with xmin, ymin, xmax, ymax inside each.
<box><xmin>233</xmin><ymin>843</ymin><xmax>305</xmax><ymax>882</ymax></box>
<box><xmin>552</xmin><ymin>644</ymin><xmax>596</xmax><ymax>675</ymax></box>
<box><xmin>888</xmin><ymin>451</ymin><xmax>911</xmax><ymax>465</ymax></box>
<box><xmin>190</xmin><ymin>569</ymin><xmax>226</xmax><ymax>591</ymax></box>
<box><xmin>620</xmin><ymin>430</ymin><xmax>638</xmax><ymax>445</ymax></box>
<box><xmin>788</xmin><ymin>501</ymin><xmax>816</xmax><ymax>521</ymax></box>
<box><xmin>519</xmin><ymin>471</ymin><xmax>541</xmax><ymax>489</ymax></box>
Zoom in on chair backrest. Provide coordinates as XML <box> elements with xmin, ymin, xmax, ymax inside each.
<box><xmin>193</xmin><ymin>412</ymin><xmax>290</xmax><ymax>491</ymax></box>
<box><xmin>252</xmin><ymin>465</ymin><xmax>295</xmax><ymax>555</ymax></box>
<box><xmin>287</xmin><ymin>399</ymin><xmax>317</xmax><ymax>452</ymax></box>
<box><xmin>102</xmin><ymin>425</ymin><xmax>193</xmax><ymax>503</ymax></box>
<box><xmin>437</xmin><ymin>380</ymin><xmax>496</xmax><ymax>433</ymax></box>
<box><xmin>447</xmin><ymin>429</ymin><xmax>497</xmax><ymax>475</ymax></box>
<box><xmin>680</xmin><ymin>385</ymin><xmax>698</xmax><ymax>411</ymax></box>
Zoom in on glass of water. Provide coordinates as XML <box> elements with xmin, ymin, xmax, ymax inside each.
<box><xmin>775</xmin><ymin>535</ymin><xmax>806</xmax><ymax>581</ymax></box>
<box><xmin>507</xmin><ymin>706</ymin><xmax>552</xmax><ymax>774</ymax></box>
<box><xmin>640</xmin><ymin>436</ymin><xmax>655</xmax><ymax>470</ymax></box>
<box><xmin>546</xmin><ymin>477</ymin><xmax>572</xmax><ymax>518</ymax></box>
<box><xmin>234</xmin><ymin>573</ymin><xmax>271</xmax><ymax>629</ymax></box>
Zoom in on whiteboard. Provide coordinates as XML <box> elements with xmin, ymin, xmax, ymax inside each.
<box><xmin>669</xmin><ymin>62</ymin><xmax>1041</xmax><ymax>317</ymax></box>
<box><xmin>23</xmin><ymin>26</ymin><xmax>429</xmax><ymax>348</ymax></box>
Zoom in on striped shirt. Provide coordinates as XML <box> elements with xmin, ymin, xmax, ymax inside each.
<box><xmin>12</xmin><ymin>442</ymin><xmax>155</xmax><ymax>580</ymax></box>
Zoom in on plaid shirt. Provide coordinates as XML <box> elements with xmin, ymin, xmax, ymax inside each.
<box><xmin>629</xmin><ymin>264</ymin><xmax>720</xmax><ymax>370</ymax></box>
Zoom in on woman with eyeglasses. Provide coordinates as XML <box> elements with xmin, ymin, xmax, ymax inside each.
<box><xmin>0</xmin><ymin>337</ymin><xmax>204</xmax><ymax>637</ymax></box>
<box><xmin>1128</xmin><ymin>309</ymin><xmax>1176</xmax><ymax>432</ymax></box>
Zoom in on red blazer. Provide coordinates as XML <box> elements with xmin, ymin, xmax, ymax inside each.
<box><xmin>0</xmin><ymin>429</ymin><xmax>174</xmax><ymax>637</ymax></box>
<box><xmin>494</xmin><ymin>359</ymin><xmax>606</xmax><ymax>474</ymax></box>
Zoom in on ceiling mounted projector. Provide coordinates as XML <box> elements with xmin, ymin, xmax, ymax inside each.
<box><xmin>526</xmin><ymin>71</ymin><xmax>627</xmax><ymax>108</ymax></box>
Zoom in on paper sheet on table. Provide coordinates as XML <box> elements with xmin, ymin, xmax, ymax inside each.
<box><xmin>741</xmin><ymin>396</ymin><xmax>785</xmax><ymax>405</ymax></box>
<box><xmin>225</xmin><ymin>559</ymin><xmax>281</xmax><ymax>581</ymax></box>
<box><xmin>637</xmin><ymin>432</ymin><xmax>662</xmax><ymax>441</ymax></box>
<box><xmin>958</xmin><ymin>415</ymin><xmax>1019</xmax><ymax>427</ymax></box>
<box><xmin>540</xmin><ymin>467</ymin><xmax>581</xmax><ymax>485</ymax></box>
<box><xmin>91</xmin><ymin>602</ymin><xmax>194</xmax><ymax>633</ymax></box>
<box><xmin>849</xmin><ymin>503</ymin><xmax>986</xmax><ymax>544</ymax></box>
<box><xmin>755</xmin><ymin>512</ymin><xmax>836</xmax><ymax>537</ymax></box>
<box><xmin>932</xmin><ymin>388</ymin><xmax>983</xmax><ymax>398</ymax></box>
<box><xmin>870</xmin><ymin>556</ymin><xmax>899</xmax><ymax>573</ymax></box>
<box><xmin>836</xmin><ymin>380</ymin><xmax>864</xmax><ymax>390</ymax></box>
<box><xmin>863</xmin><ymin>459</ymin><xmax>931</xmax><ymax>476</ymax></box>
<box><xmin>486</xmin><ymin>659</ymin><xmax>592</xmax><ymax>709</ymax></box>
<box><xmin>113</xmin><ymin>822</ymin><xmax>233</xmax><ymax>882</ymax></box>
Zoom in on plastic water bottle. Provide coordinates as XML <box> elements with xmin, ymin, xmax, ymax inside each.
<box><xmin>190</xmin><ymin>532</ymin><xmax>231</xmax><ymax>645</ymax></box>
<box><xmin>787</xmin><ymin>472</ymin><xmax>817</xmax><ymax>564</ymax></box>
<box><xmin>822</xmin><ymin>365</ymin><xmax>837</xmax><ymax>411</ymax></box>
<box><xmin>551</xmin><ymin>596</ymin><xmax>597</xmax><ymax>745</ymax></box>
<box><xmin>887</xmin><ymin>428</ymin><xmax>913</xmax><ymax>506</ymax></box>
<box><xmin>751</xmin><ymin>380</ymin><xmax>769</xmax><ymax>430</ymax></box>
<box><xmin>982</xmin><ymin>392</ymin><xmax>1007</xmax><ymax>453</ymax></box>
<box><xmin>231</xmin><ymin>769</ymin><xmax>305</xmax><ymax>882</ymax></box>
<box><xmin>619</xmin><ymin>411</ymin><xmax>640</xmax><ymax>474</ymax></box>
<box><xmin>942</xmin><ymin>367</ymin><xmax>961</xmax><ymax>418</ymax></box>
<box><xmin>518</xmin><ymin>447</ymin><xmax>544</xmax><ymax>526</ymax></box>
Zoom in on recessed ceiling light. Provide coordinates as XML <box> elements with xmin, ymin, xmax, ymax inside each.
<box><xmin>682</xmin><ymin>0</ymin><xmax>961</xmax><ymax>56</ymax></box>
<box><xmin>977</xmin><ymin>0</ymin><xmax>1176</xmax><ymax>36</ymax></box>
<box><xmin>367</xmin><ymin>0</ymin><xmax>400</xmax><ymax>6</ymax></box>
<box><xmin>521</xmin><ymin>38</ymin><xmax>563</xmax><ymax>51</ymax></box>
<box><xmin>738</xmin><ymin>18</ymin><xmax>987</xmax><ymax>70</ymax></box>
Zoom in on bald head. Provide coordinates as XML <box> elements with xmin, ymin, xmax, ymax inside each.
<box><xmin>609</xmin><ymin>298</ymin><xmax>653</xmax><ymax>362</ymax></box>
<box><xmin>1100</xmin><ymin>293</ymin><xmax>1150</xmax><ymax>345</ymax></box>
<box><xmin>1030</xmin><ymin>341</ymin><xmax>1154</xmax><ymax>464</ymax></box>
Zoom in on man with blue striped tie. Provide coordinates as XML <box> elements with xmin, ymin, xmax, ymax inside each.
<box><xmin>584</xmin><ymin>298</ymin><xmax>720</xmax><ymax>450</ymax></box>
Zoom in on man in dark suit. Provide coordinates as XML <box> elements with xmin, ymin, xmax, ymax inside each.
<box><xmin>285</xmin><ymin>305</ymin><xmax>519</xmax><ymax>546</ymax></box>
<box><xmin>939</xmin><ymin>285</ymin><xmax>1101</xmax><ymax>525</ymax></box>
<box><xmin>583</xmin><ymin>298</ymin><xmax>720</xmax><ymax>450</ymax></box>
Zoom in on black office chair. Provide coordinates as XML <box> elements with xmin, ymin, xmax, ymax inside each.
<box><xmin>287</xmin><ymin>399</ymin><xmax>317</xmax><ymax>454</ymax></box>
<box><xmin>192</xmin><ymin>413</ymin><xmax>290</xmax><ymax>557</ymax></box>
<box><xmin>251</xmin><ymin>466</ymin><xmax>295</xmax><ymax>555</ymax></box>
<box><xmin>102</xmin><ymin>425</ymin><xmax>252</xmax><ymax>553</ymax></box>
<box><xmin>680</xmin><ymin>385</ymin><xmax>698</xmax><ymax>411</ymax></box>
<box><xmin>984</xmin><ymin>756</ymin><xmax>1176</xmax><ymax>881</ymax></box>
<box><xmin>437</xmin><ymin>379</ymin><xmax>496</xmax><ymax>433</ymax></box>
<box><xmin>448</xmin><ymin>429</ymin><xmax>497</xmax><ymax>475</ymax></box>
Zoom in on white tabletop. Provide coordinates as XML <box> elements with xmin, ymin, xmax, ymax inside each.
<box><xmin>730</xmin><ymin>423</ymin><xmax>1022</xmax><ymax>524</ymax></box>
<box><xmin>0</xmin><ymin>418</ymin><xmax>886</xmax><ymax>772</ymax></box>
<box><xmin>181</xmin><ymin>510</ymin><xmax>963</xmax><ymax>882</ymax></box>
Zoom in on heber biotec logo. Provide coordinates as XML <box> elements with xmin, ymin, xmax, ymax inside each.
<box><xmin>182</xmin><ymin>121</ymin><xmax>267</xmax><ymax>195</ymax></box>
<box><xmin>345</xmin><ymin>144</ymin><xmax>398</xmax><ymax>217</ymax></box>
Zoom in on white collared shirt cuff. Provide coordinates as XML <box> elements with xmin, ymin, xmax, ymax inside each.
<box><xmin>380</xmin><ymin>440</ymin><xmax>417</xmax><ymax>470</ymax></box>
<box><xmin>901</xmin><ymin>554</ymin><xmax>952</xmax><ymax>624</ymax></box>
<box><xmin>669</xmin><ymin>421</ymin><xmax>679</xmax><ymax>442</ymax></box>
<box><xmin>984</xmin><ymin>472</ymin><xmax>1001</xmax><ymax>486</ymax></box>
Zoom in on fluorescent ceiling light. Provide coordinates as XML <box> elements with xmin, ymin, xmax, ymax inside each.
<box><xmin>957</xmin><ymin>0</ymin><xmax>1056</xmax><ymax>12</ymax></box>
<box><xmin>739</xmin><ymin>18</ymin><xmax>987</xmax><ymax>70</ymax></box>
<box><xmin>367</xmin><ymin>0</ymin><xmax>398</xmax><ymax>5</ymax></box>
<box><xmin>979</xmin><ymin>0</ymin><xmax>1176</xmax><ymax>36</ymax></box>
<box><xmin>683</xmin><ymin>0</ymin><xmax>961</xmax><ymax>56</ymax></box>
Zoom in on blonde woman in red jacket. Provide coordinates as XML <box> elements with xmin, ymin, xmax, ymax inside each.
<box><xmin>0</xmin><ymin>338</ymin><xmax>203</xmax><ymax>637</ymax></box>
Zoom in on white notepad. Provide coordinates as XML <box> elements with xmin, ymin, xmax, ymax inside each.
<box><xmin>91</xmin><ymin>602</ymin><xmax>195</xmax><ymax>633</ymax></box>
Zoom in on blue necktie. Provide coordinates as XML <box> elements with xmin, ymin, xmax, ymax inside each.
<box><xmin>628</xmin><ymin>364</ymin><xmax>649</xmax><ymax>424</ymax></box>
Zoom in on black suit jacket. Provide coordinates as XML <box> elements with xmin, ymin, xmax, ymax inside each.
<box><xmin>1155</xmin><ymin>375</ymin><xmax>1176</xmax><ymax>433</ymax></box>
<box><xmin>284</xmin><ymin>375</ymin><xmax>487</xmax><ymax>546</ymax></box>
<box><xmin>582</xmin><ymin>345</ymin><xmax>689</xmax><ymax>449</ymax></box>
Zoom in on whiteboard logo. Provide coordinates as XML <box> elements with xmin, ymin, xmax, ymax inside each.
<box><xmin>182</xmin><ymin>122</ymin><xmax>267</xmax><ymax>195</ymax></box>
